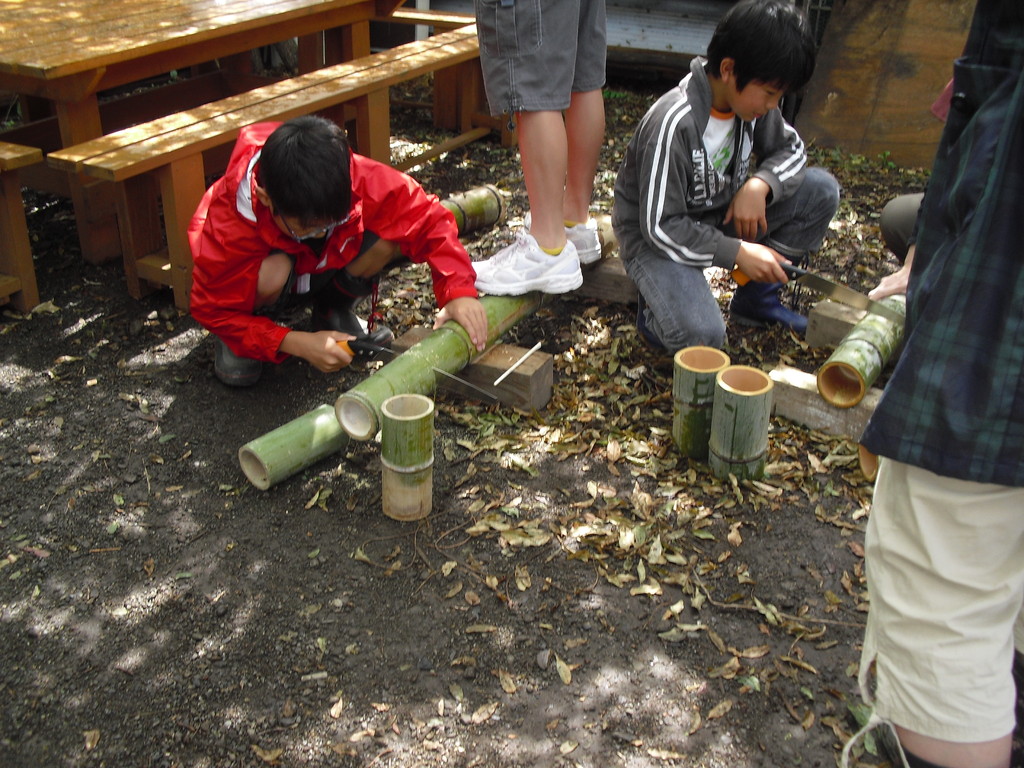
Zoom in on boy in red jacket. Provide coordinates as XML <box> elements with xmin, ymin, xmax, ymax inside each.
<box><xmin>188</xmin><ymin>116</ymin><xmax>487</xmax><ymax>386</ymax></box>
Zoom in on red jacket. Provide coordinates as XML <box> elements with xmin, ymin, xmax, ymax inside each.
<box><xmin>188</xmin><ymin>122</ymin><xmax>478</xmax><ymax>362</ymax></box>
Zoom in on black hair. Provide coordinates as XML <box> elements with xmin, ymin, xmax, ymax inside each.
<box><xmin>705</xmin><ymin>0</ymin><xmax>817</xmax><ymax>93</ymax></box>
<box><xmin>257</xmin><ymin>115</ymin><xmax>352</xmax><ymax>226</ymax></box>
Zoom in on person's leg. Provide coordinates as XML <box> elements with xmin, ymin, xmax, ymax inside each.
<box><xmin>859</xmin><ymin>460</ymin><xmax>1024</xmax><ymax>768</ymax></box>
<box><xmin>879</xmin><ymin>192</ymin><xmax>924</xmax><ymax>264</ymax></box>
<box><xmin>517</xmin><ymin>109</ymin><xmax>569</xmax><ymax>252</ymax></box>
<box><xmin>623</xmin><ymin>247</ymin><xmax>726</xmax><ymax>352</ymax></box>
<box><xmin>311</xmin><ymin>234</ymin><xmax>401</xmax><ymax>342</ymax></box>
<box><xmin>729</xmin><ymin>167</ymin><xmax>840</xmax><ymax>334</ymax></box>
<box><xmin>562</xmin><ymin>88</ymin><xmax>605</xmax><ymax>226</ymax></box>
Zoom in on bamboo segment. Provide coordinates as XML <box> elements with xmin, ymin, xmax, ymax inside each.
<box><xmin>380</xmin><ymin>394</ymin><xmax>435</xmax><ymax>521</ymax></box>
<box><xmin>708</xmin><ymin>366</ymin><xmax>774</xmax><ymax>481</ymax></box>
<box><xmin>238</xmin><ymin>404</ymin><xmax>350</xmax><ymax>490</ymax></box>
<box><xmin>441</xmin><ymin>185</ymin><xmax>505</xmax><ymax>234</ymax></box>
<box><xmin>858</xmin><ymin>444</ymin><xmax>879</xmax><ymax>482</ymax></box>
<box><xmin>336</xmin><ymin>292</ymin><xmax>544</xmax><ymax>440</ymax></box>
<box><xmin>672</xmin><ymin>346</ymin><xmax>731</xmax><ymax>459</ymax></box>
<box><xmin>817</xmin><ymin>296</ymin><xmax>906</xmax><ymax>408</ymax></box>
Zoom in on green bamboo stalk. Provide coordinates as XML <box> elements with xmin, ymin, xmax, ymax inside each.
<box><xmin>817</xmin><ymin>296</ymin><xmax>906</xmax><ymax>408</ymax></box>
<box><xmin>708</xmin><ymin>366</ymin><xmax>774</xmax><ymax>481</ymax></box>
<box><xmin>238</xmin><ymin>404</ymin><xmax>350</xmax><ymax>490</ymax></box>
<box><xmin>336</xmin><ymin>292</ymin><xmax>544</xmax><ymax>440</ymax></box>
<box><xmin>672</xmin><ymin>346</ymin><xmax>731</xmax><ymax>459</ymax></box>
<box><xmin>442</xmin><ymin>185</ymin><xmax>505</xmax><ymax>234</ymax></box>
<box><xmin>380</xmin><ymin>393</ymin><xmax>435</xmax><ymax>521</ymax></box>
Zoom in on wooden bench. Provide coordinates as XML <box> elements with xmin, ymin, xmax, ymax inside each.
<box><xmin>0</xmin><ymin>142</ymin><xmax>42</xmax><ymax>312</ymax></box>
<box><xmin>47</xmin><ymin>25</ymin><xmax>493</xmax><ymax>311</ymax></box>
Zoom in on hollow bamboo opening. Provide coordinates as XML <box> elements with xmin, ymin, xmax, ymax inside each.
<box><xmin>676</xmin><ymin>346</ymin><xmax>731</xmax><ymax>374</ymax></box>
<box><xmin>817</xmin><ymin>362</ymin><xmax>865</xmax><ymax>408</ymax></box>
<box><xmin>336</xmin><ymin>393</ymin><xmax>379</xmax><ymax>441</ymax></box>
<box><xmin>858</xmin><ymin>444</ymin><xmax>879</xmax><ymax>482</ymax></box>
<box><xmin>717</xmin><ymin>365</ymin><xmax>772</xmax><ymax>396</ymax></box>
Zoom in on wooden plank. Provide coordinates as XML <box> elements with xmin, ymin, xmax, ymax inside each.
<box><xmin>0</xmin><ymin>165</ymin><xmax>40</xmax><ymax>311</ymax></box>
<box><xmin>797</xmin><ymin>0</ymin><xmax>972</xmax><ymax>168</ymax></box>
<box><xmin>392</xmin><ymin>327</ymin><xmax>553</xmax><ymax>411</ymax></box>
<box><xmin>574</xmin><ymin>256</ymin><xmax>637</xmax><ymax>305</ymax></box>
<box><xmin>805</xmin><ymin>299</ymin><xmax>868</xmax><ymax>349</ymax></box>
<box><xmin>769</xmin><ymin>364</ymin><xmax>881</xmax><ymax>440</ymax></box>
<box><xmin>46</xmin><ymin>26</ymin><xmax>479</xmax><ymax>176</ymax></box>
<box><xmin>0</xmin><ymin>141</ymin><xmax>42</xmax><ymax>171</ymax></box>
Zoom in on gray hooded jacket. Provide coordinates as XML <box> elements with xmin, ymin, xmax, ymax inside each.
<box><xmin>612</xmin><ymin>56</ymin><xmax>808</xmax><ymax>271</ymax></box>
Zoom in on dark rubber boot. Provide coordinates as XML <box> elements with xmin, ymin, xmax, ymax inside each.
<box><xmin>214</xmin><ymin>338</ymin><xmax>262</xmax><ymax>387</ymax></box>
<box><xmin>312</xmin><ymin>269</ymin><xmax>394</xmax><ymax>347</ymax></box>
<box><xmin>729</xmin><ymin>280</ymin><xmax>808</xmax><ymax>335</ymax></box>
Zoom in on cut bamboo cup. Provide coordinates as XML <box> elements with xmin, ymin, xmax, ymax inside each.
<box><xmin>708</xmin><ymin>365</ymin><xmax>774</xmax><ymax>481</ymax></box>
<box><xmin>380</xmin><ymin>394</ymin><xmax>435</xmax><ymax>521</ymax></box>
<box><xmin>817</xmin><ymin>296</ymin><xmax>906</xmax><ymax>408</ymax></box>
<box><xmin>672</xmin><ymin>346</ymin><xmax>731</xmax><ymax>459</ymax></box>
<box><xmin>336</xmin><ymin>292</ymin><xmax>543</xmax><ymax>440</ymax></box>
<box><xmin>441</xmin><ymin>185</ymin><xmax>505</xmax><ymax>235</ymax></box>
<box><xmin>858</xmin><ymin>444</ymin><xmax>879</xmax><ymax>482</ymax></box>
<box><xmin>238</xmin><ymin>404</ymin><xmax>350</xmax><ymax>490</ymax></box>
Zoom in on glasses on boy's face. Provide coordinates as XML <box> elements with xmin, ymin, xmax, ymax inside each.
<box><xmin>278</xmin><ymin>214</ymin><xmax>347</xmax><ymax>241</ymax></box>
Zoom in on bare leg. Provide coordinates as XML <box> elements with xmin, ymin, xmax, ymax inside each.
<box><xmin>562</xmin><ymin>88</ymin><xmax>605</xmax><ymax>225</ymax></box>
<box><xmin>255</xmin><ymin>251</ymin><xmax>293</xmax><ymax>307</ymax></box>
<box><xmin>896</xmin><ymin>726</ymin><xmax>1012</xmax><ymax>768</ymax></box>
<box><xmin>516</xmin><ymin>109</ymin><xmax>568</xmax><ymax>251</ymax></box>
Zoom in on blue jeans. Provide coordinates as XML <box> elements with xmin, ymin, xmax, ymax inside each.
<box><xmin>626</xmin><ymin>167</ymin><xmax>839</xmax><ymax>351</ymax></box>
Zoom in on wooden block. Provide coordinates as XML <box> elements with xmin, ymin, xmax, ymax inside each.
<box><xmin>391</xmin><ymin>327</ymin><xmax>553</xmax><ymax>411</ymax></box>
<box><xmin>575</xmin><ymin>256</ymin><xmax>637</xmax><ymax>305</ymax></box>
<box><xmin>805</xmin><ymin>299</ymin><xmax>868</xmax><ymax>349</ymax></box>
<box><xmin>769</xmin><ymin>364</ymin><xmax>881</xmax><ymax>440</ymax></box>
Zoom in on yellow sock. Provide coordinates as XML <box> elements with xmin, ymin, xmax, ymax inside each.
<box><xmin>540</xmin><ymin>244</ymin><xmax>564</xmax><ymax>256</ymax></box>
<box><xmin>564</xmin><ymin>220</ymin><xmax>580</xmax><ymax>228</ymax></box>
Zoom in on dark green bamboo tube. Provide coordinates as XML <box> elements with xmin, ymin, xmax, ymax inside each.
<box><xmin>708</xmin><ymin>366</ymin><xmax>774</xmax><ymax>481</ymax></box>
<box><xmin>672</xmin><ymin>346</ymin><xmax>731</xmax><ymax>459</ymax></box>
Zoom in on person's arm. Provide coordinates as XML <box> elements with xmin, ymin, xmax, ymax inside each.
<box><xmin>869</xmin><ymin>244</ymin><xmax>915</xmax><ymax>300</ymax></box>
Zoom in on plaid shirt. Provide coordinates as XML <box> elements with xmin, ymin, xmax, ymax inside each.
<box><xmin>861</xmin><ymin>0</ymin><xmax>1024</xmax><ymax>486</ymax></box>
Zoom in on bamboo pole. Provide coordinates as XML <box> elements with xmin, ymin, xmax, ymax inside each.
<box><xmin>336</xmin><ymin>292</ymin><xmax>544</xmax><ymax>440</ymax></box>
<box><xmin>380</xmin><ymin>394</ymin><xmax>435</xmax><ymax>521</ymax></box>
<box><xmin>441</xmin><ymin>185</ymin><xmax>505</xmax><ymax>235</ymax></box>
<box><xmin>708</xmin><ymin>366</ymin><xmax>774</xmax><ymax>481</ymax></box>
<box><xmin>672</xmin><ymin>346</ymin><xmax>731</xmax><ymax>459</ymax></box>
<box><xmin>858</xmin><ymin>444</ymin><xmax>879</xmax><ymax>482</ymax></box>
<box><xmin>817</xmin><ymin>296</ymin><xmax>906</xmax><ymax>408</ymax></box>
<box><xmin>238</xmin><ymin>404</ymin><xmax>350</xmax><ymax>490</ymax></box>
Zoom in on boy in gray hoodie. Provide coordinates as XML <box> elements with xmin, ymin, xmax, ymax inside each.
<box><xmin>612</xmin><ymin>0</ymin><xmax>839</xmax><ymax>349</ymax></box>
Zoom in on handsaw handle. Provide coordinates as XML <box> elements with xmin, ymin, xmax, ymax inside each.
<box><xmin>731</xmin><ymin>262</ymin><xmax>806</xmax><ymax>286</ymax></box>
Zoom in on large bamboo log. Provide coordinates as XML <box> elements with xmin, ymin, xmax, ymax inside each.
<box><xmin>380</xmin><ymin>393</ymin><xmax>435</xmax><ymax>521</ymax></box>
<box><xmin>238</xmin><ymin>404</ymin><xmax>350</xmax><ymax>490</ymax></box>
<box><xmin>336</xmin><ymin>292</ymin><xmax>544</xmax><ymax>440</ymax></box>
<box><xmin>817</xmin><ymin>296</ymin><xmax>906</xmax><ymax>408</ymax></box>
<box><xmin>441</xmin><ymin>185</ymin><xmax>505</xmax><ymax>234</ymax></box>
<box><xmin>672</xmin><ymin>346</ymin><xmax>731</xmax><ymax>459</ymax></box>
<box><xmin>708</xmin><ymin>366</ymin><xmax>774</xmax><ymax>481</ymax></box>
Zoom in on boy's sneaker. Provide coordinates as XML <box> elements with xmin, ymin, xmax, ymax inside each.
<box><xmin>214</xmin><ymin>338</ymin><xmax>262</xmax><ymax>387</ymax></box>
<box><xmin>524</xmin><ymin>213</ymin><xmax>602</xmax><ymax>264</ymax></box>
<box><xmin>474</xmin><ymin>232</ymin><xmax>583</xmax><ymax>295</ymax></box>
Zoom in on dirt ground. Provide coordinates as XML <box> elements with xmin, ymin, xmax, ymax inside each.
<box><xmin>0</xmin><ymin>74</ymin><xmax>937</xmax><ymax>768</ymax></box>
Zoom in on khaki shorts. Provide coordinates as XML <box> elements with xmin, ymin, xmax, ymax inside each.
<box><xmin>859</xmin><ymin>459</ymin><xmax>1024</xmax><ymax>743</ymax></box>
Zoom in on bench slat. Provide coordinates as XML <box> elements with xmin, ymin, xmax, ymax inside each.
<box><xmin>48</xmin><ymin>26</ymin><xmax>478</xmax><ymax>177</ymax></box>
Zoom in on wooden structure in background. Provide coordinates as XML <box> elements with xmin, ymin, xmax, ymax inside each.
<box><xmin>797</xmin><ymin>0</ymin><xmax>973</xmax><ymax>169</ymax></box>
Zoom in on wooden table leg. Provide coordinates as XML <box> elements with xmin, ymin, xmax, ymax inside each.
<box><xmin>56</xmin><ymin>96</ymin><xmax>122</xmax><ymax>264</ymax></box>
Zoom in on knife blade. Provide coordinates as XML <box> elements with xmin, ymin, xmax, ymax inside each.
<box><xmin>732</xmin><ymin>265</ymin><xmax>904</xmax><ymax>323</ymax></box>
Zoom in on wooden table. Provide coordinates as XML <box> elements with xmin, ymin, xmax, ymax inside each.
<box><xmin>0</xmin><ymin>0</ymin><xmax>403</xmax><ymax>263</ymax></box>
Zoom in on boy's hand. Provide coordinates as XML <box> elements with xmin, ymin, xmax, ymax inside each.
<box><xmin>733</xmin><ymin>241</ymin><xmax>789</xmax><ymax>284</ymax></box>
<box><xmin>724</xmin><ymin>178</ymin><xmax>771</xmax><ymax>240</ymax></box>
<box><xmin>279</xmin><ymin>330</ymin><xmax>356</xmax><ymax>372</ymax></box>
<box><xmin>434</xmin><ymin>296</ymin><xmax>488</xmax><ymax>352</ymax></box>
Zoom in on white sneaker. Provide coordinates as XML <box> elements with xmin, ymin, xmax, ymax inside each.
<box><xmin>524</xmin><ymin>213</ymin><xmax>602</xmax><ymax>265</ymax></box>
<box><xmin>473</xmin><ymin>232</ymin><xmax>583</xmax><ymax>295</ymax></box>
